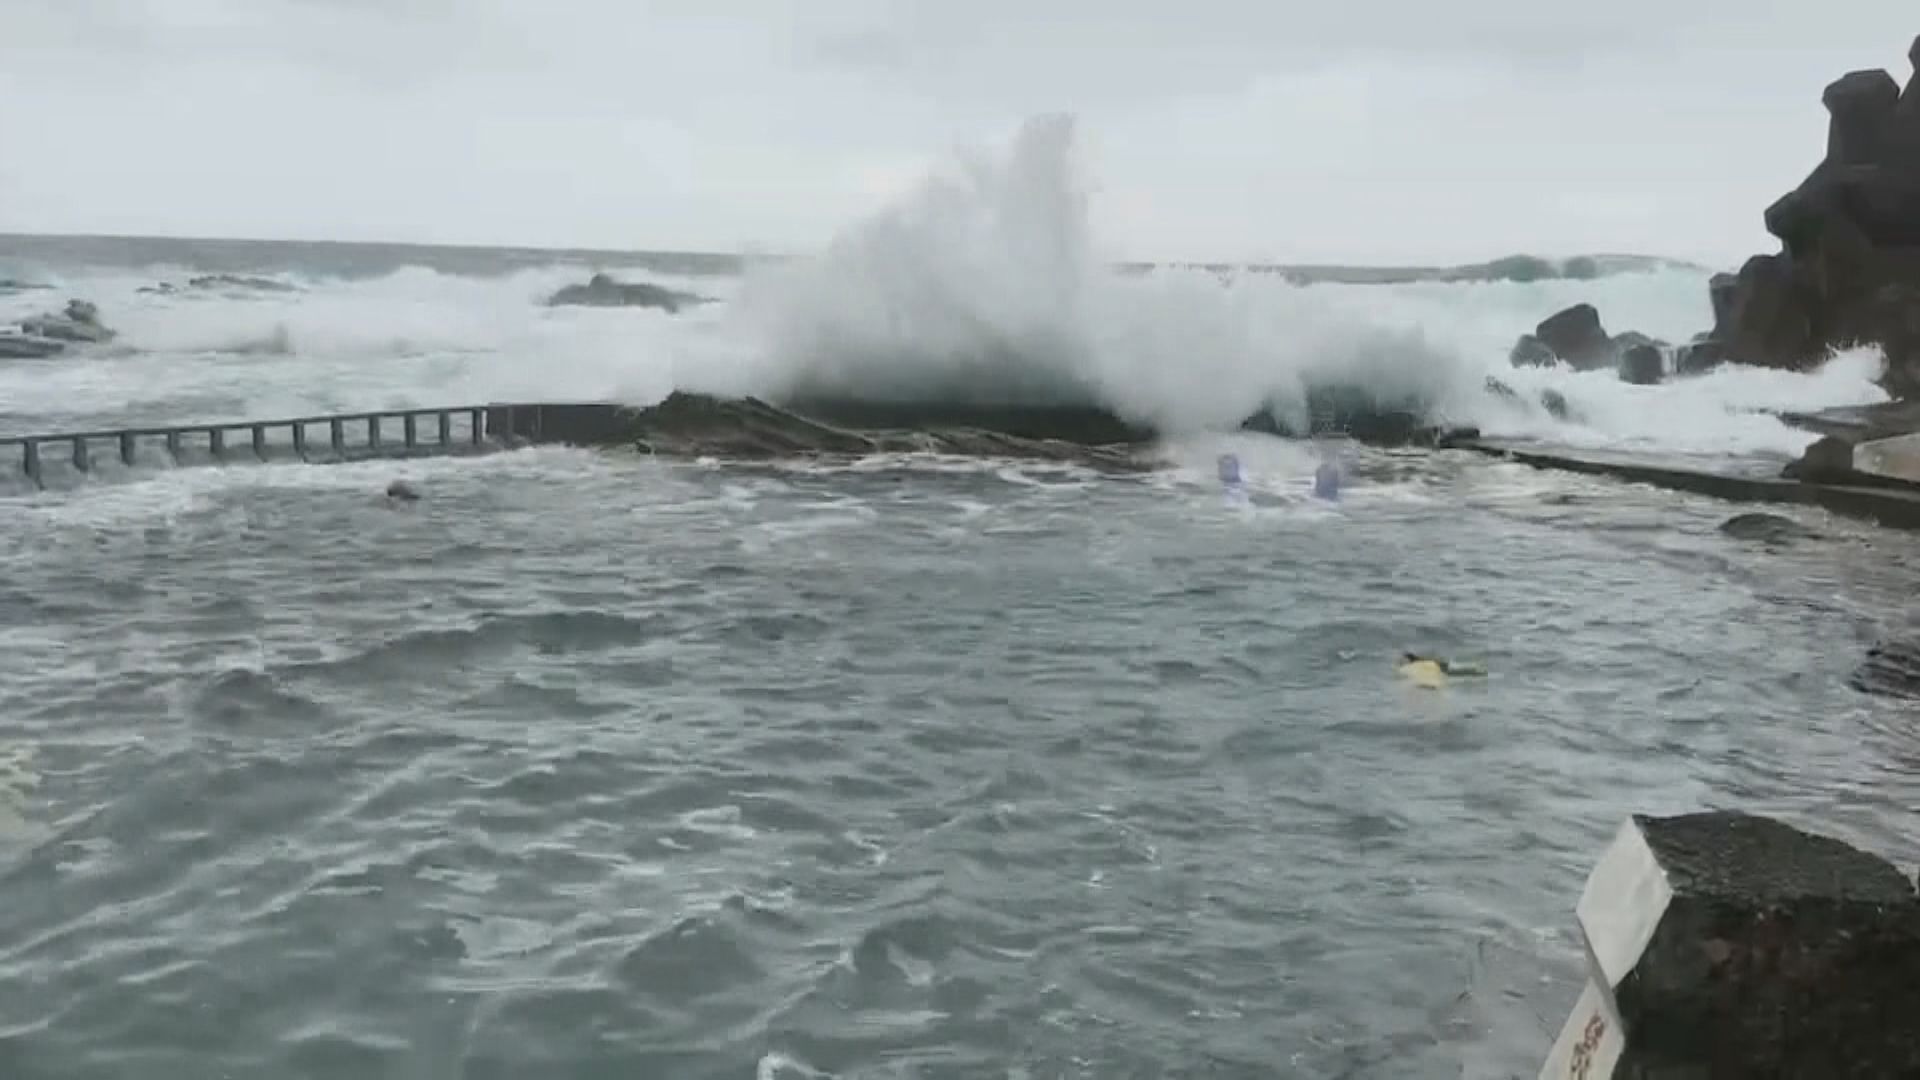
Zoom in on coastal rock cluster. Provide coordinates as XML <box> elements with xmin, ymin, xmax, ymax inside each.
<box><xmin>1509</xmin><ymin>303</ymin><xmax>1674</xmax><ymax>384</ymax></box>
<box><xmin>545</xmin><ymin>272</ymin><xmax>712</xmax><ymax>313</ymax></box>
<box><xmin>1699</xmin><ymin>39</ymin><xmax>1920</xmax><ymax>395</ymax></box>
<box><xmin>0</xmin><ymin>299</ymin><xmax>116</xmax><ymax>359</ymax></box>
<box><xmin>1511</xmin><ymin>34</ymin><xmax>1920</xmax><ymax>393</ymax></box>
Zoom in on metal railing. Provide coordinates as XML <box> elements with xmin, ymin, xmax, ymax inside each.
<box><xmin>1</xmin><ymin>405</ymin><xmax>498</xmax><ymax>489</ymax></box>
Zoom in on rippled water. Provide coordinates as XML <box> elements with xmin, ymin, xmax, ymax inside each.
<box><xmin>2</xmin><ymin>437</ymin><xmax>1917</xmax><ymax>1079</ymax></box>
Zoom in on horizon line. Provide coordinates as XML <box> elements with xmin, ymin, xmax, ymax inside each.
<box><xmin>0</xmin><ymin>229</ymin><xmax>1715</xmax><ymax>274</ymax></box>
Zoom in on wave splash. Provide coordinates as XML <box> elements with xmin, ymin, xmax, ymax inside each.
<box><xmin>709</xmin><ymin>114</ymin><xmax>1461</xmax><ymax>438</ymax></box>
<box><xmin>0</xmin><ymin>111</ymin><xmax>1894</xmax><ymax>460</ymax></box>
<box><xmin>697</xmin><ymin>113</ymin><xmax>1889</xmax><ymax>458</ymax></box>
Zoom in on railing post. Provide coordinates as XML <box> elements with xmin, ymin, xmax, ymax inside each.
<box><xmin>438</xmin><ymin>410</ymin><xmax>452</xmax><ymax>446</ymax></box>
<box><xmin>368</xmin><ymin>415</ymin><xmax>382</xmax><ymax>449</ymax></box>
<box><xmin>330</xmin><ymin>419</ymin><xmax>345</xmax><ymax>456</ymax></box>
<box><xmin>292</xmin><ymin>423</ymin><xmax>308</xmax><ymax>460</ymax></box>
<box><xmin>165</xmin><ymin>430</ymin><xmax>181</xmax><ymax>461</ymax></box>
<box><xmin>71</xmin><ymin>437</ymin><xmax>90</xmax><ymax>473</ymax></box>
<box><xmin>22</xmin><ymin>440</ymin><xmax>41</xmax><ymax>488</ymax></box>
<box><xmin>209</xmin><ymin>428</ymin><xmax>225</xmax><ymax>459</ymax></box>
<box><xmin>252</xmin><ymin>424</ymin><xmax>267</xmax><ymax>460</ymax></box>
<box><xmin>471</xmin><ymin>408</ymin><xmax>485</xmax><ymax>444</ymax></box>
<box><xmin>119</xmin><ymin>432</ymin><xmax>136</xmax><ymax>467</ymax></box>
<box><xmin>404</xmin><ymin>413</ymin><xmax>418</xmax><ymax>449</ymax></box>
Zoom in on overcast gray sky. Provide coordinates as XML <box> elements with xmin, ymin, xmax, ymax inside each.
<box><xmin>1</xmin><ymin>2</ymin><xmax>1914</xmax><ymax>265</ymax></box>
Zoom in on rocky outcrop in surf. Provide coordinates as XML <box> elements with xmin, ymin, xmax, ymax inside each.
<box><xmin>1682</xmin><ymin>35</ymin><xmax>1920</xmax><ymax>395</ymax></box>
<box><xmin>545</xmin><ymin>273</ymin><xmax>712</xmax><ymax>313</ymax></box>
<box><xmin>501</xmin><ymin>390</ymin><xmax>1478</xmax><ymax>470</ymax></box>
<box><xmin>0</xmin><ymin>299</ymin><xmax>115</xmax><ymax>359</ymax></box>
<box><xmin>138</xmin><ymin>274</ymin><xmax>302</xmax><ymax>296</ymax></box>
<box><xmin>1850</xmin><ymin>638</ymin><xmax>1920</xmax><ymax>699</ymax></box>
<box><xmin>551</xmin><ymin>392</ymin><xmax>1156</xmax><ymax>470</ymax></box>
<box><xmin>1508</xmin><ymin>303</ymin><xmax>1669</xmax><ymax>382</ymax></box>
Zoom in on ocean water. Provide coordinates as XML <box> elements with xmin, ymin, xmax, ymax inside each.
<box><xmin>2</xmin><ymin>116</ymin><xmax>1918</xmax><ymax>1078</ymax></box>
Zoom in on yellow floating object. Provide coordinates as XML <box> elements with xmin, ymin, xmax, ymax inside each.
<box><xmin>1397</xmin><ymin>654</ymin><xmax>1487</xmax><ymax>688</ymax></box>
<box><xmin>1398</xmin><ymin>658</ymin><xmax>1448</xmax><ymax>689</ymax></box>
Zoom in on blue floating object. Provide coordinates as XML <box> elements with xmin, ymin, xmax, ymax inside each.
<box><xmin>1312</xmin><ymin>460</ymin><xmax>1342</xmax><ymax>500</ymax></box>
<box><xmin>1217</xmin><ymin>453</ymin><xmax>1244</xmax><ymax>487</ymax></box>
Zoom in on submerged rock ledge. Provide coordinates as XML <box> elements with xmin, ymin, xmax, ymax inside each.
<box><xmin>495</xmin><ymin>391</ymin><xmax>1478</xmax><ymax>470</ymax></box>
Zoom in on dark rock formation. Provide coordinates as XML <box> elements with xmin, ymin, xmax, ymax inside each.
<box><xmin>492</xmin><ymin>392</ymin><xmax>1158</xmax><ymax>471</ymax></box>
<box><xmin>1508</xmin><ymin>333</ymin><xmax>1555</xmax><ymax>367</ymax></box>
<box><xmin>1536</xmin><ymin>303</ymin><xmax>1613</xmax><ymax>368</ymax></box>
<box><xmin>1782</xmin><ymin>434</ymin><xmax>1858</xmax><ymax>482</ymax></box>
<box><xmin>0</xmin><ymin>333</ymin><xmax>65</xmax><ymax>359</ymax></box>
<box><xmin>188</xmin><ymin>274</ymin><xmax>298</xmax><ymax>293</ymax></box>
<box><xmin>385</xmin><ymin>479</ymin><xmax>421</xmax><ymax>502</ymax></box>
<box><xmin>21</xmin><ymin>300</ymin><xmax>115</xmax><ymax>345</ymax></box>
<box><xmin>1540</xmin><ymin>811</ymin><xmax>1920</xmax><ymax>1078</ymax></box>
<box><xmin>1540</xmin><ymin>388</ymin><xmax>1573</xmax><ymax>421</ymax></box>
<box><xmin>1482</xmin><ymin>376</ymin><xmax>1578</xmax><ymax>421</ymax></box>
<box><xmin>1688</xmin><ymin>39</ymin><xmax>1920</xmax><ymax>392</ymax></box>
<box><xmin>1780</xmin><ymin>397</ymin><xmax>1920</xmax><ymax>442</ymax></box>
<box><xmin>1674</xmin><ymin>333</ymin><xmax>1729</xmax><ymax>376</ymax></box>
<box><xmin>1508</xmin><ymin>304</ymin><xmax>1668</xmax><ymax>379</ymax></box>
<box><xmin>1852</xmin><ymin>638</ymin><xmax>1920</xmax><ymax>699</ymax></box>
<box><xmin>1</xmin><ymin>299</ymin><xmax>114</xmax><ymax>358</ymax></box>
<box><xmin>1619</xmin><ymin>343</ymin><xmax>1665</xmax><ymax>385</ymax></box>
<box><xmin>487</xmin><ymin>388</ymin><xmax>1480</xmax><ymax>471</ymax></box>
<box><xmin>545</xmin><ymin>273</ymin><xmax>712</xmax><ymax>313</ymax></box>
<box><xmin>1718</xmin><ymin>511</ymin><xmax>1821</xmax><ymax>544</ymax></box>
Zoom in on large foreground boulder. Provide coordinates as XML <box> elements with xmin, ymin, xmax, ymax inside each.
<box><xmin>545</xmin><ymin>273</ymin><xmax>712</xmax><ymax>313</ymax></box>
<box><xmin>1539</xmin><ymin>811</ymin><xmax>1920</xmax><ymax>1078</ymax></box>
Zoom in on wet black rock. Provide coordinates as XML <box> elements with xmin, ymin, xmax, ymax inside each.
<box><xmin>1699</xmin><ymin>39</ymin><xmax>1920</xmax><ymax>395</ymax></box>
<box><xmin>1619</xmin><ymin>343</ymin><xmax>1665</xmax><ymax>385</ymax></box>
<box><xmin>1674</xmin><ymin>333</ymin><xmax>1731</xmax><ymax>376</ymax></box>
<box><xmin>1509</xmin><ymin>333</ymin><xmax>1556</xmax><ymax>367</ymax></box>
<box><xmin>1852</xmin><ymin>638</ymin><xmax>1920</xmax><ymax>699</ymax></box>
<box><xmin>546</xmin><ymin>273</ymin><xmax>712</xmax><ymax>313</ymax></box>
<box><xmin>1781</xmin><ymin>434</ymin><xmax>1857</xmax><ymax>482</ymax></box>
<box><xmin>1535</xmin><ymin>303</ymin><xmax>1614</xmax><ymax>369</ymax></box>
<box><xmin>1718</xmin><ymin>511</ymin><xmax>1821</xmax><ymax>544</ymax></box>
<box><xmin>20</xmin><ymin>299</ymin><xmax>115</xmax><ymax>344</ymax></box>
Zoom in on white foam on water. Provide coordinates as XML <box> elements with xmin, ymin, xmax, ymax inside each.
<box><xmin>0</xmin><ymin>112</ymin><xmax>1889</xmax><ymax>476</ymax></box>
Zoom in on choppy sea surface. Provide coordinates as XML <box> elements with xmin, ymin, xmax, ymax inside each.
<box><xmin>3</xmin><ymin>147</ymin><xmax>1918</xmax><ymax>1078</ymax></box>
<box><xmin>2</xmin><ymin>427</ymin><xmax>1918</xmax><ymax>1079</ymax></box>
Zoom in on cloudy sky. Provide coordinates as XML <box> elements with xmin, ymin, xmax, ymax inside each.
<box><xmin>0</xmin><ymin>1</ymin><xmax>1914</xmax><ymax>266</ymax></box>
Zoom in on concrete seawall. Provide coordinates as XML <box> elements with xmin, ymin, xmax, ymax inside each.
<box><xmin>1458</xmin><ymin>440</ymin><xmax>1920</xmax><ymax>530</ymax></box>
